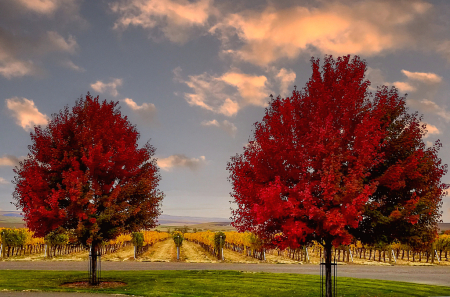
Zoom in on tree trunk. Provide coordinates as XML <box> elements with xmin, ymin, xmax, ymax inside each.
<box><xmin>90</xmin><ymin>244</ymin><xmax>100</xmax><ymax>285</ymax></box>
<box><xmin>324</xmin><ymin>241</ymin><xmax>333</xmax><ymax>297</ymax></box>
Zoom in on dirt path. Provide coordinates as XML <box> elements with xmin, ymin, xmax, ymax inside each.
<box><xmin>182</xmin><ymin>240</ymin><xmax>216</xmax><ymax>262</ymax></box>
<box><xmin>140</xmin><ymin>239</ymin><xmax>176</xmax><ymax>262</ymax></box>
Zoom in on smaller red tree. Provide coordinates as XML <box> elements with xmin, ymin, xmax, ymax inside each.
<box><xmin>13</xmin><ymin>93</ymin><xmax>164</xmax><ymax>284</ymax></box>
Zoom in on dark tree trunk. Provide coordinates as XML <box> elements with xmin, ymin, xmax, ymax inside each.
<box><xmin>90</xmin><ymin>243</ymin><xmax>100</xmax><ymax>285</ymax></box>
<box><xmin>325</xmin><ymin>241</ymin><xmax>333</xmax><ymax>297</ymax></box>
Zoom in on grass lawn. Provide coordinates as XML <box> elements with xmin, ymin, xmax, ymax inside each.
<box><xmin>0</xmin><ymin>270</ymin><xmax>449</xmax><ymax>296</ymax></box>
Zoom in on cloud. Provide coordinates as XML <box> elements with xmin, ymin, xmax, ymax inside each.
<box><xmin>421</xmin><ymin>122</ymin><xmax>440</xmax><ymax>138</ymax></box>
<box><xmin>276</xmin><ymin>68</ymin><xmax>296</xmax><ymax>97</ymax></box>
<box><xmin>202</xmin><ymin>119</ymin><xmax>237</xmax><ymax>137</ymax></box>
<box><xmin>408</xmin><ymin>99</ymin><xmax>450</xmax><ymax>122</ymax></box>
<box><xmin>0</xmin><ymin>29</ymin><xmax>78</xmax><ymax>78</ymax></box>
<box><xmin>0</xmin><ymin>59</ymin><xmax>35</xmax><ymax>79</ymax></box>
<box><xmin>157</xmin><ymin>154</ymin><xmax>207</xmax><ymax>171</ymax></box>
<box><xmin>0</xmin><ymin>177</ymin><xmax>8</xmax><ymax>185</ymax></box>
<box><xmin>401</xmin><ymin>70</ymin><xmax>442</xmax><ymax>84</ymax></box>
<box><xmin>111</xmin><ymin>0</ymin><xmax>214</xmax><ymax>44</ymax></box>
<box><xmin>220</xmin><ymin>72</ymin><xmax>269</xmax><ymax>107</ymax></box>
<box><xmin>5</xmin><ymin>97</ymin><xmax>49</xmax><ymax>130</ymax></box>
<box><xmin>61</xmin><ymin>59</ymin><xmax>85</xmax><ymax>72</ymax></box>
<box><xmin>176</xmin><ymin>68</ymin><xmax>270</xmax><ymax>116</ymax></box>
<box><xmin>390</xmin><ymin>81</ymin><xmax>416</xmax><ymax>93</ymax></box>
<box><xmin>14</xmin><ymin>0</ymin><xmax>77</xmax><ymax>15</ymax></box>
<box><xmin>46</xmin><ymin>31</ymin><xmax>78</xmax><ymax>54</ymax></box>
<box><xmin>0</xmin><ymin>154</ymin><xmax>24</xmax><ymax>167</ymax></box>
<box><xmin>210</xmin><ymin>0</ymin><xmax>434</xmax><ymax>65</ymax></box>
<box><xmin>91</xmin><ymin>78</ymin><xmax>123</xmax><ymax>97</ymax></box>
<box><xmin>123</xmin><ymin>98</ymin><xmax>156</xmax><ymax>122</ymax></box>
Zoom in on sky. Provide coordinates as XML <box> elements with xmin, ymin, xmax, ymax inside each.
<box><xmin>0</xmin><ymin>0</ymin><xmax>449</xmax><ymax>222</ymax></box>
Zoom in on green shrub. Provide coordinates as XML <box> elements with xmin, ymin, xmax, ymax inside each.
<box><xmin>0</xmin><ymin>229</ymin><xmax>27</xmax><ymax>247</ymax></box>
<box><xmin>172</xmin><ymin>231</ymin><xmax>183</xmax><ymax>247</ymax></box>
<box><xmin>132</xmin><ymin>232</ymin><xmax>144</xmax><ymax>247</ymax></box>
<box><xmin>214</xmin><ymin>231</ymin><xmax>226</xmax><ymax>250</ymax></box>
<box><xmin>44</xmin><ymin>230</ymin><xmax>69</xmax><ymax>246</ymax></box>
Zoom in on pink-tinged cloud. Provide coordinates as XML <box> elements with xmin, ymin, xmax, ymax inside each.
<box><xmin>16</xmin><ymin>0</ymin><xmax>62</xmax><ymax>14</ymax></box>
<box><xmin>0</xmin><ymin>59</ymin><xmax>35</xmax><ymax>79</ymax></box>
<box><xmin>123</xmin><ymin>98</ymin><xmax>157</xmax><ymax>122</ymax></box>
<box><xmin>201</xmin><ymin>119</ymin><xmax>237</xmax><ymax>137</ymax></box>
<box><xmin>91</xmin><ymin>78</ymin><xmax>123</xmax><ymax>97</ymax></box>
<box><xmin>276</xmin><ymin>68</ymin><xmax>296</xmax><ymax>97</ymax></box>
<box><xmin>176</xmin><ymin>68</ymin><xmax>271</xmax><ymax>116</ymax></box>
<box><xmin>0</xmin><ymin>177</ymin><xmax>8</xmax><ymax>185</ymax></box>
<box><xmin>111</xmin><ymin>0</ymin><xmax>214</xmax><ymax>44</ymax></box>
<box><xmin>0</xmin><ymin>154</ymin><xmax>25</xmax><ymax>167</ymax></box>
<box><xmin>220</xmin><ymin>72</ymin><xmax>269</xmax><ymax>107</ymax></box>
<box><xmin>421</xmin><ymin>122</ymin><xmax>440</xmax><ymax>138</ymax></box>
<box><xmin>390</xmin><ymin>81</ymin><xmax>416</xmax><ymax>93</ymax></box>
<box><xmin>157</xmin><ymin>154</ymin><xmax>207</xmax><ymax>171</ymax></box>
<box><xmin>5</xmin><ymin>97</ymin><xmax>49</xmax><ymax>130</ymax></box>
<box><xmin>401</xmin><ymin>70</ymin><xmax>442</xmax><ymax>84</ymax></box>
<box><xmin>210</xmin><ymin>0</ymin><xmax>433</xmax><ymax>65</ymax></box>
<box><xmin>409</xmin><ymin>99</ymin><xmax>450</xmax><ymax>122</ymax></box>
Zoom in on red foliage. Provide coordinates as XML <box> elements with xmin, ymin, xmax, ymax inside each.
<box><xmin>228</xmin><ymin>55</ymin><xmax>448</xmax><ymax>251</ymax></box>
<box><xmin>13</xmin><ymin>94</ymin><xmax>164</xmax><ymax>245</ymax></box>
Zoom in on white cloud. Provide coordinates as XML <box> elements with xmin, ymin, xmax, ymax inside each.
<box><xmin>5</xmin><ymin>97</ymin><xmax>49</xmax><ymax>130</ymax></box>
<box><xmin>123</xmin><ymin>98</ymin><xmax>156</xmax><ymax>122</ymax></box>
<box><xmin>210</xmin><ymin>0</ymin><xmax>433</xmax><ymax>65</ymax></box>
<box><xmin>201</xmin><ymin>119</ymin><xmax>237</xmax><ymax>137</ymax></box>
<box><xmin>0</xmin><ymin>155</ymin><xmax>24</xmax><ymax>167</ymax></box>
<box><xmin>401</xmin><ymin>70</ymin><xmax>442</xmax><ymax>84</ymax></box>
<box><xmin>157</xmin><ymin>154</ymin><xmax>207</xmax><ymax>171</ymax></box>
<box><xmin>0</xmin><ymin>177</ymin><xmax>8</xmax><ymax>185</ymax></box>
<box><xmin>276</xmin><ymin>68</ymin><xmax>296</xmax><ymax>97</ymax></box>
<box><xmin>91</xmin><ymin>78</ymin><xmax>123</xmax><ymax>97</ymax></box>
<box><xmin>218</xmin><ymin>98</ymin><xmax>239</xmax><ymax>117</ymax></box>
<box><xmin>111</xmin><ymin>0</ymin><xmax>214</xmax><ymax>44</ymax></box>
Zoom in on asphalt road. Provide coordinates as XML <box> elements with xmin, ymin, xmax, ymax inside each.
<box><xmin>1</xmin><ymin>261</ymin><xmax>449</xmax><ymax>287</ymax></box>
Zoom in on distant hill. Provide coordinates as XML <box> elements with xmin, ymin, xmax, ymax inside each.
<box><xmin>157</xmin><ymin>214</ymin><xmax>230</xmax><ymax>226</ymax></box>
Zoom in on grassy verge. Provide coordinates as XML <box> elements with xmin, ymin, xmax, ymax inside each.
<box><xmin>0</xmin><ymin>270</ymin><xmax>449</xmax><ymax>296</ymax></box>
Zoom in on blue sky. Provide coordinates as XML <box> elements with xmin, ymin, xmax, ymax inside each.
<box><xmin>0</xmin><ymin>0</ymin><xmax>449</xmax><ymax>222</ymax></box>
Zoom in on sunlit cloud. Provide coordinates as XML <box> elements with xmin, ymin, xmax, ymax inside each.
<box><xmin>0</xmin><ymin>59</ymin><xmax>35</xmax><ymax>79</ymax></box>
<box><xmin>157</xmin><ymin>154</ymin><xmax>207</xmax><ymax>171</ymax></box>
<box><xmin>390</xmin><ymin>81</ymin><xmax>416</xmax><ymax>93</ymax></box>
<box><xmin>276</xmin><ymin>68</ymin><xmax>296</xmax><ymax>97</ymax></box>
<box><xmin>421</xmin><ymin>122</ymin><xmax>440</xmax><ymax>138</ymax></box>
<box><xmin>111</xmin><ymin>0</ymin><xmax>214</xmax><ymax>44</ymax></box>
<box><xmin>0</xmin><ymin>154</ymin><xmax>24</xmax><ymax>167</ymax></box>
<box><xmin>220</xmin><ymin>72</ymin><xmax>269</xmax><ymax>107</ymax></box>
<box><xmin>123</xmin><ymin>98</ymin><xmax>156</xmax><ymax>122</ymax></box>
<box><xmin>176</xmin><ymin>68</ymin><xmax>271</xmax><ymax>116</ymax></box>
<box><xmin>15</xmin><ymin>0</ymin><xmax>76</xmax><ymax>15</ymax></box>
<box><xmin>0</xmin><ymin>177</ymin><xmax>8</xmax><ymax>185</ymax></box>
<box><xmin>401</xmin><ymin>70</ymin><xmax>443</xmax><ymax>84</ymax></box>
<box><xmin>201</xmin><ymin>119</ymin><xmax>237</xmax><ymax>137</ymax></box>
<box><xmin>409</xmin><ymin>99</ymin><xmax>450</xmax><ymax>122</ymax></box>
<box><xmin>91</xmin><ymin>78</ymin><xmax>123</xmax><ymax>97</ymax></box>
<box><xmin>5</xmin><ymin>97</ymin><xmax>49</xmax><ymax>130</ymax></box>
<box><xmin>210</xmin><ymin>0</ymin><xmax>433</xmax><ymax>65</ymax></box>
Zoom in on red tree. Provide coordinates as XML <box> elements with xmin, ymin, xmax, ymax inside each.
<box><xmin>227</xmin><ymin>55</ymin><xmax>447</xmax><ymax>297</ymax></box>
<box><xmin>13</xmin><ymin>93</ymin><xmax>164</xmax><ymax>284</ymax></box>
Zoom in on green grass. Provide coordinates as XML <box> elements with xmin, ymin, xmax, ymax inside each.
<box><xmin>0</xmin><ymin>270</ymin><xmax>449</xmax><ymax>296</ymax></box>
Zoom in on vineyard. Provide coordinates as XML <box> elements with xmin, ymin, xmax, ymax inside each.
<box><xmin>1</xmin><ymin>227</ymin><xmax>449</xmax><ymax>265</ymax></box>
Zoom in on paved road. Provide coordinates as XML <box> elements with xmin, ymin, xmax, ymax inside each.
<box><xmin>1</xmin><ymin>261</ymin><xmax>449</xmax><ymax>287</ymax></box>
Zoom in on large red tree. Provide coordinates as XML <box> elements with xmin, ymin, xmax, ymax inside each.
<box><xmin>13</xmin><ymin>93</ymin><xmax>164</xmax><ymax>284</ymax></box>
<box><xmin>227</xmin><ymin>55</ymin><xmax>447</xmax><ymax>297</ymax></box>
